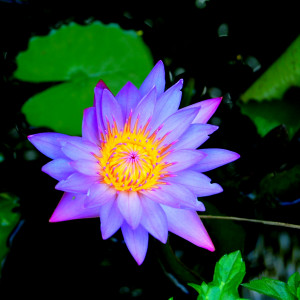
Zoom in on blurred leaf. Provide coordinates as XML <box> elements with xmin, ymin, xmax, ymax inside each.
<box><xmin>241</xmin><ymin>35</ymin><xmax>300</xmax><ymax>102</ymax></box>
<box><xmin>16</xmin><ymin>22</ymin><xmax>153</xmax><ymax>135</ymax></box>
<box><xmin>239</xmin><ymin>98</ymin><xmax>300</xmax><ymax>137</ymax></box>
<box><xmin>0</xmin><ymin>193</ymin><xmax>20</xmax><ymax>276</ymax></box>
<box><xmin>259</xmin><ymin>165</ymin><xmax>300</xmax><ymax>204</ymax></box>
<box><xmin>189</xmin><ymin>250</ymin><xmax>246</xmax><ymax>299</ymax></box>
<box><xmin>287</xmin><ymin>272</ymin><xmax>300</xmax><ymax>297</ymax></box>
<box><xmin>242</xmin><ymin>277</ymin><xmax>297</xmax><ymax>300</ymax></box>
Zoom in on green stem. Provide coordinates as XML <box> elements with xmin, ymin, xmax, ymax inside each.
<box><xmin>201</xmin><ymin>215</ymin><xmax>300</xmax><ymax>229</ymax></box>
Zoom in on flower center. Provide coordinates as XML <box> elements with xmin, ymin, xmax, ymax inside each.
<box><xmin>97</xmin><ymin>115</ymin><xmax>173</xmax><ymax>192</ymax></box>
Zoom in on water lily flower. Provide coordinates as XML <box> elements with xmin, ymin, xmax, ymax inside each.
<box><xmin>28</xmin><ymin>61</ymin><xmax>239</xmax><ymax>265</ymax></box>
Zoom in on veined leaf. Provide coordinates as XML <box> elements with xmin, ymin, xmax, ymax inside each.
<box><xmin>189</xmin><ymin>250</ymin><xmax>246</xmax><ymax>299</ymax></box>
<box><xmin>242</xmin><ymin>277</ymin><xmax>297</xmax><ymax>300</ymax></box>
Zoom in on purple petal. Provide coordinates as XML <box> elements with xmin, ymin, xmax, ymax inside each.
<box><xmin>28</xmin><ymin>133</ymin><xmax>81</xmax><ymax>159</ymax></box>
<box><xmin>149</xmin><ymin>79</ymin><xmax>183</xmax><ymax>131</ymax></box>
<box><xmin>154</xmin><ymin>108</ymin><xmax>199</xmax><ymax>145</ymax></box>
<box><xmin>182</xmin><ymin>97</ymin><xmax>222</xmax><ymax>124</ymax></box>
<box><xmin>102</xmin><ymin>89</ymin><xmax>124</xmax><ymax>131</ymax></box>
<box><xmin>162</xmin><ymin>205</ymin><xmax>215</xmax><ymax>251</ymax></box>
<box><xmin>139</xmin><ymin>60</ymin><xmax>165</xmax><ymax>97</ymax></box>
<box><xmin>131</xmin><ymin>87</ymin><xmax>156</xmax><ymax>129</ymax></box>
<box><xmin>192</xmin><ymin>148</ymin><xmax>240</xmax><ymax>172</ymax></box>
<box><xmin>61</xmin><ymin>140</ymin><xmax>99</xmax><ymax>161</ymax></box>
<box><xmin>49</xmin><ymin>192</ymin><xmax>99</xmax><ymax>222</ymax></box>
<box><xmin>115</xmin><ymin>81</ymin><xmax>141</xmax><ymax>119</ymax></box>
<box><xmin>139</xmin><ymin>193</ymin><xmax>168</xmax><ymax>243</ymax></box>
<box><xmin>55</xmin><ymin>173</ymin><xmax>99</xmax><ymax>193</ymax></box>
<box><xmin>121</xmin><ymin>223</ymin><xmax>149</xmax><ymax>265</ymax></box>
<box><xmin>82</xmin><ymin>107</ymin><xmax>100</xmax><ymax>145</ymax></box>
<box><xmin>163</xmin><ymin>149</ymin><xmax>206</xmax><ymax>172</ymax></box>
<box><xmin>99</xmin><ymin>200</ymin><xmax>124</xmax><ymax>239</ymax></box>
<box><xmin>173</xmin><ymin>124</ymin><xmax>218</xmax><ymax>150</ymax></box>
<box><xmin>166</xmin><ymin>170</ymin><xmax>223</xmax><ymax>197</ymax></box>
<box><xmin>140</xmin><ymin>189</ymin><xmax>181</xmax><ymax>208</ymax></box>
<box><xmin>94</xmin><ymin>80</ymin><xmax>109</xmax><ymax>106</ymax></box>
<box><xmin>70</xmin><ymin>159</ymin><xmax>100</xmax><ymax>176</ymax></box>
<box><xmin>85</xmin><ymin>183</ymin><xmax>117</xmax><ymax>208</ymax></box>
<box><xmin>94</xmin><ymin>80</ymin><xmax>108</xmax><ymax>134</ymax></box>
<box><xmin>42</xmin><ymin>158</ymin><xmax>74</xmax><ymax>181</ymax></box>
<box><xmin>159</xmin><ymin>183</ymin><xmax>205</xmax><ymax>211</ymax></box>
<box><xmin>117</xmin><ymin>191</ymin><xmax>143</xmax><ymax>230</ymax></box>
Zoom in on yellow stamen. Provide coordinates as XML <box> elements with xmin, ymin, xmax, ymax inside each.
<box><xmin>97</xmin><ymin>117</ymin><xmax>171</xmax><ymax>192</ymax></box>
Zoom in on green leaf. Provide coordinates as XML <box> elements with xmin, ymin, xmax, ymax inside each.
<box><xmin>189</xmin><ymin>250</ymin><xmax>246</xmax><ymax>300</ymax></box>
<box><xmin>242</xmin><ymin>277</ymin><xmax>297</xmax><ymax>300</ymax></box>
<box><xmin>239</xmin><ymin>35</ymin><xmax>300</xmax><ymax>138</ymax></box>
<box><xmin>287</xmin><ymin>272</ymin><xmax>300</xmax><ymax>297</ymax></box>
<box><xmin>16</xmin><ymin>22</ymin><xmax>153</xmax><ymax>135</ymax></box>
<box><xmin>0</xmin><ymin>193</ymin><xmax>21</xmax><ymax>276</ymax></box>
<box><xmin>241</xmin><ymin>35</ymin><xmax>300</xmax><ymax>102</ymax></box>
<box><xmin>238</xmin><ymin>98</ymin><xmax>300</xmax><ymax>138</ymax></box>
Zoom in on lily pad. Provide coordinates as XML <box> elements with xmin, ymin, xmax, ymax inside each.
<box><xmin>0</xmin><ymin>193</ymin><xmax>20</xmax><ymax>276</ymax></box>
<box><xmin>16</xmin><ymin>22</ymin><xmax>153</xmax><ymax>135</ymax></box>
<box><xmin>241</xmin><ymin>35</ymin><xmax>300</xmax><ymax>102</ymax></box>
<box><xmin>239</xmin><ymin>98</ymin><xmax>300</xmax><ymax>137</ymax></box>
<box><xmin>238</xmin><ymin>35</ymin><xmax>300</xmax><ymax>138</ymax></box>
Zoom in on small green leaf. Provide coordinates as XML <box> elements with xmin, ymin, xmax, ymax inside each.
<box><xmin>242</xmin><ymin>277</ymin><xmax>297</xmax><ymax>300</ymax></box>
<box><xmin>16</xmin><ymin>22</ymin><xmax>153</xmax><ymax>135</ymax></box>
<box><xmin>212</xmin><ymin>250</ymin><xmax>246</xmax><ymax>296</ymax></box>
<box><xmin>287</xmin><ymin>272</ymin><xmax>300</xmax><ymax>297</ymax></box>
<box><xmin>189</xmin><ymin>250</ymin><xmax>246</xmax><ymax>300</ymax></box>
<box><xmin>0</xmin><ymin>193</ymin><xmax>20</xmax><ymax>276</ymax></box>
<box><xmin>241</xmin><ymin>35</ymin><xmax>300</xmax><ymax>102</ymax></box>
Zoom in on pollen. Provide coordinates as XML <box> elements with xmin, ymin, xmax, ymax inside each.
<box><xmin>97</xmin><ymin>113</ymin><xmax>173</xmax><ymax>192</ymax></box>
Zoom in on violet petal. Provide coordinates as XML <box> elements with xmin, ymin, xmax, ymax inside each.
<box><xmin>28</xmin><ymin>133</ymin><xmax>81</xmax><ymax>159</ymax></box>
<box><xmin>101</xmin><ymin>88</ymin><xmax>124</xmax><ymax>131</ymax></box>
<box><xmin>192</xmin><ymin>148</ymin><xmax>240</xmax><ymax>172</ymax></box>
<box><xmin>139</xmin><ymin>193</ymin><xmax>168</xmax><ymax>243</ymax></box>
<box><xmin>42</xmin><ymin>158</ymin><xmax>74</xmax><ymax>181</ymax></box>
<box><xmin>121</xmin><ymin>223</ymin><xmax>149</xmax><ymax>265</ymax></box>
<box><xmin>70</xmin><ymin>159</ymin><xmax>100</xmax><ymax>176</ymax></box>
<box><xmin>162</xmin><ymin>205</ymin><xmax>215</xmax><ymax>251</ymax></box>
<box><xmin>154</xmin><ymin>107</ymin><xmax>199</xmax><ymax>145</ymax></box>
<box><xmin>85</xmin><ymin>183</ymin><xmax>116</xmax><ymax>208</ymax></box>
<box><xmin>49</xmin><ymin>192</ymin><xmax>99</xmax><ymax>222</ymax></box>
<box><xmin>117</xmin><ymin>191</ymin><xmax>143</xmax><ymax>230</ymax></box>
<box><xmin>139</xmin><ymin>60</ymin><xmax>165</xmax><ymax>97</ymax></box>
<box><xmin>82</xmin><ymin>107</ymin><xmax>100</xmax><ymax>145</ymax></box>
<box><xmin>172</xmin><ymin>124</ymin><xmax>218</xmax><ymax>150</ymax></box>
<box><xmin>116</xmin><ymin>81</ymin><xmax>141</xmax><ymax>119</ymax></box>
<box><xmin>150</xmin><ymin>79</ymin><xmax>183</xmax><ymax>132</ymax></box>
<box><xmin>131</xmin><ymin>87</ymin><xmax>156</xmax><ymax>129</ymax></box>
<box><xmin>55</xmin><ymin>173</ymin><xmax>99</xmax><ymax>193</ymax></box>
<box><xmin>167</xmin><ymin>170</ymin><xmax>223</xmax><ymax>197</ymax></box>
<box><xmin>163</xmin><ymin>149</ymin><xmax>206</xmax><ymax>172</ymax></box>
<box><xmin>99</xmin><ymin>200</ymin><xmax>124</xmax><ymax>239</ymax></box>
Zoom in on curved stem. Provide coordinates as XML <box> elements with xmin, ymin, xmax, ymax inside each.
<box><xmin>200</xmin><ymin>215</ymin><xmax>300</xmax><ymax>230</ymax></box>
